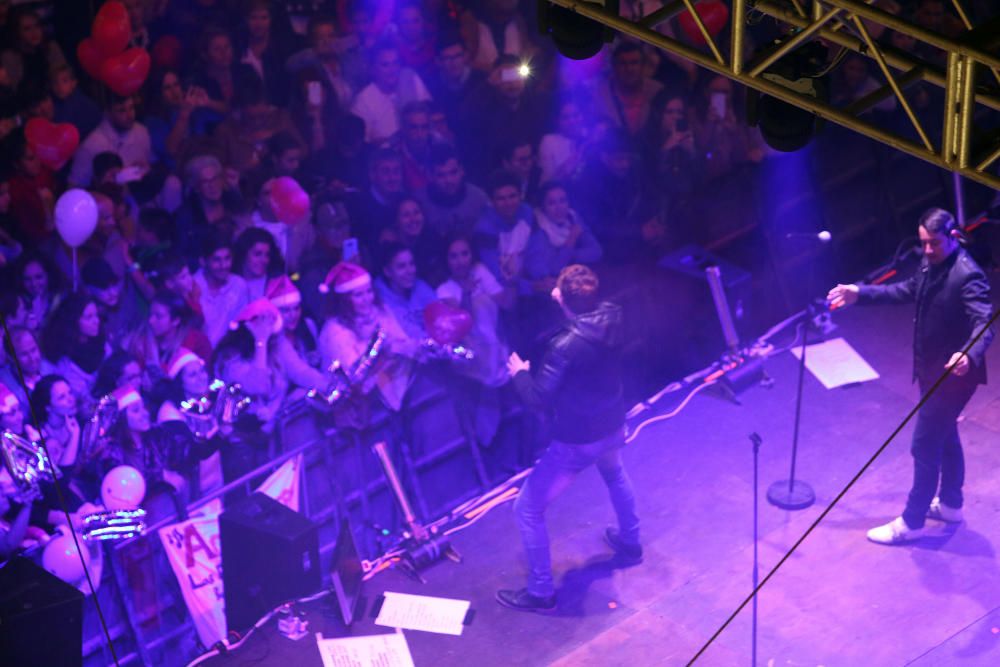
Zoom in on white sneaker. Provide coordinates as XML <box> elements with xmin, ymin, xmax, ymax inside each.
<box><xmin>867</xmin><ymin>517</ymin><xmax>926</xmax><ymax>545</ymax></box>
<box><xmin>927</xmin><ymin>497</ymin><xmax>964</xmax><ymax>523</ymax></box>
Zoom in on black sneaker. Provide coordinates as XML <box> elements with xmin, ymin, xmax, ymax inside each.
<box><xmin>495</xmin><ymin>588</ymin><xmax>556</xmax><ymax>613</ymax></box>
<box><xmin>604</xmin><ymin>528</ymin><xmax>643</xmax><ymax>563</ymax></box>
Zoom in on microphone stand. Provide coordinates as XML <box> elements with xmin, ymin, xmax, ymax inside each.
<box><xmin>767</xmin><ymin>241</ymin><xmax>819</xmax><ymax>511</ymax></box>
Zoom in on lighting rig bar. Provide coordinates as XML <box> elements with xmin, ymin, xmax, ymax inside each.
<box><xmin>543</xmin><ymin>0</ymin><xmax>1000</xmax><ymax>189</ymax></box>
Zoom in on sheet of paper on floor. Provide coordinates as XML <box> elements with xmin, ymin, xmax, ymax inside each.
<box><xmin>315</xmin><ymin>631</ymin><xmax>415</xmax><ymax>667</ymax></box>
<box><xmin>790</xmin><ymin>337</ymin><xmax>880</xmax><ymax>389</ymax></box>
<box><xmin>375</xmin><ymin>591</ymin><xmax>471</xmax><ymax>636</ymax></box>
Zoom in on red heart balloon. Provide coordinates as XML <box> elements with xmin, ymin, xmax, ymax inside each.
<box><xmin>423</xmin><ymin>301</ymin><xmax>473</xmax><ymax>346</ymax></box>
<box><xmin>92</xmin><ymin>1</ymin><xmax>131</xmax><ymax>57</ymax></box>
<box><xmin>100</xmin><ymin>47</ymin><xmax>150</xmax><ymax>96</ymax></box>
<box><xmin>25</xmin><ymin>118</ymin><xmax>80</xmax><ymax>170</ymax></box>
<box><xmin>77</xmin><ymin>38</ymin><xmax>107</xmax><ymax>79</ymax></box>
<box><xmin>269</xmin><ymin>177</ymin><xmax>310</xmax><ymax>225</ymax></box>
<box><xmin>678</xmin><ymin>1</ymin><xmax>729</xmax><ymax>46</ymax></box>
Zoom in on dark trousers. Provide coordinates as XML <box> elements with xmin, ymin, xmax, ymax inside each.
<box><xmin>902</xmin><ymin>374</ymin><xmax>978</xmax><ymax>529</ymax></box>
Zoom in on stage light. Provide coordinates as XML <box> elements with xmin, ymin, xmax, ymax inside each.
<box><xmin>537</xmin><ymin>1</ymin><xmax>619</xmax><ymax>61</ymax></box>
<box><xmin>747</xmin><ymin>41</ymin><xmax>833</xmax><ymax>152</ymax></box>
<box><xmin>518</xmin><ymin>62</ymin><xmax>531</xmax><ymax>78</ymax></box>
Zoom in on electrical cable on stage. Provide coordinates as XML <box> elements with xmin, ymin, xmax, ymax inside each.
<box><xmin>625</xmin><ymin>379</ymin><xmax>719</xmax><ymax>444</ymax></box>
<box><xmin>185</xmin><ymin>590</ymin><xmax>332</xmax><ymax>666</ymax></box>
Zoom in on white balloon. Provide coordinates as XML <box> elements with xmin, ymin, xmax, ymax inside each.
<box><xmin>42</xmin><ymin>531</ymin><xmax>90</xmax><ymax>583</ymax></box>
<box><xmin>101</xmin><ymin>465</ymin><xmax>147</xmax><ymax>510</ymax></box>
<box><xmin>54</xmin><ymin>189</ymin><xmax>98</xmax><ymax>248</ymax></box>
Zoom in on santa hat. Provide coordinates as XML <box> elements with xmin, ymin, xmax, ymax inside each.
<box><xmin>166</xmin><ymin>347</ymin><xmax>202</xmax><ymax>380</ymax></box>
<box><xmin>0</xmin><ymin>384</ymin><xmax>18</xmax><ymax>412</ymax></box>
<box><xmin>318</xmin><ymin>261</ymin><xmax>371</xmax><ymax>294</ymax></box>
<box><xmin>229</xmin><ymin>298</ymin><xmax>284</xmax><ymax>333</ymax></box>
<box><xmin>111</xmin><ymin>386</ymin><xmax>142</xmax><ymax>410</ymax></box>
<box><xmin>265</xmin><ymin>275</ymin><xmax>301</xmax><ymax>308</ymax></box>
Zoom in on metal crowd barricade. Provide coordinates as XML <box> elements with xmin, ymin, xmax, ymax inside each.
<box><xmin>82</xmin><ymin>366</ymin><xmax>525</xmax><ymax>667</ymax></box>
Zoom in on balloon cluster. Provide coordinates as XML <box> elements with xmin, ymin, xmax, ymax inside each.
<box><xmin>77</xmin><ymin>2</ymin><xmax>150</xmax><ymax>96</ymax></box>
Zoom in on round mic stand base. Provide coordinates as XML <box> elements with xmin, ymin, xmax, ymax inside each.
<box><xmin>766</xmin><ymin>479</ymin><xmax>815</xmax><ymax>510</ymax></box>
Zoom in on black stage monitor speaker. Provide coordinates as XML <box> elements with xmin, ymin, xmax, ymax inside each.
<box><xmin>220</xmin><ymin>492</ymin><xmax>320</xmax><ymax>634</ymax></box>
<box><xmin>0</xmin><ymin>557</ymin><xmax>85</xmax><ymax>667</ymax></box>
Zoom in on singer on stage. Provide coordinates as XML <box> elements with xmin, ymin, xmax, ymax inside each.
<box><xmin>828</xmin><ymin>208</ymin><xmax>994</xmax><ymax>545</ymax></box>
<box><xmin>497</xmin><ymin>264</ymin><xmax>641</xmax><ymax>613</ymax></box>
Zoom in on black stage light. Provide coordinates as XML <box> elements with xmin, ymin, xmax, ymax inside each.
<box><xmin>748</xmin><ymin>41</ymin><xmax>832</xmax><ymax>152</ymax></box>
<box><xmin>537</xmin><ymin>1</ymin><xmax>619</xmax><ymax>60</ymax></box>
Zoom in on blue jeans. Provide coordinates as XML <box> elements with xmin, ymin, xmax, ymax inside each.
<box><xmin>901</xmin><ymin>374</ymin><xmax>977</xmax><ymax>529</ymax></box>
<box><xmin>513</xmin><ymin>427</ymin><xmax>640</xmax><ymax>598</ymax></box>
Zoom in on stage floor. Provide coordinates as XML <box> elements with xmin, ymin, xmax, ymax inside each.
<box><xmin>207</xmin><ymin>292</ymin><xmax>1000</xmax><ymax>667</ymax></box>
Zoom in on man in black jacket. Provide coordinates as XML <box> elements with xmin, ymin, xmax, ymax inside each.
<box><xmin>828</xmin><ymin>208</ymin><xmax>994</xmax><ymax>545</ymax></box>
<box><xmin>497</xmin><ymin>265</ymin><xmax>641</xmax><ymax>613</ymax></box>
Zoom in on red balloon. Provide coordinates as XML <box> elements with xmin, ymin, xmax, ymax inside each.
<box><xmin>150</xmin><ymin>35</ymin><xmax>183</xmax><ymax>70</ymax></box>
<box><xmin>25</xmin><ymin>118</ymin><xmax>80</xmax><ymax>170</ymax></box>
<box><xmin>92</xmin><ymin>1</ymin><xmax>131</xmax><ymax>57</ymax></box>
<box><xmin>678</xmin><ymin>1</ymin><xmax>729</xmax><ymax>46</ymax></box>
<box><xmin>77</xmin><ymin>38</ymin><xmax>106</xmax><ymax>79</ymax></box>
<box><xmin>100</xmin><ymin>47</ymin><xmax>151</xmax><ymax>96</ymax></box>
<box><xmin>423</xmin><ymin>301</ymin><xmax>473</xmax><ymax>347</ymax></box>
<box><xmin>269</xmin><ymin>177</ymin><xmax>311</xmax><ymax>225</ymax></box>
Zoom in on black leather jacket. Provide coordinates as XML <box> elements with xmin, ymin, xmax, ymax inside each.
<box><xmin>858</xmin><ymin>248</ymin><xmax>994</xmax><ymax>385</ymax></box>
<box><xmin>513</xmin><ymin>301</ymin><xmax>626</xmax><ymax>443</ymax></box>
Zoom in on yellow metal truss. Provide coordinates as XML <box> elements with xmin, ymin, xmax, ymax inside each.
<box><xmin>544</xmin><ymin>0</ymin><xmax>1000</xmax><ymax>189</ymax></box>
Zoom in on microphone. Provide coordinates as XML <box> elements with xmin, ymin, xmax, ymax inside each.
<box><xmin>785</xmin><ymin>230</ymin><xmax>832</xmax><ymax>243</ymax></box>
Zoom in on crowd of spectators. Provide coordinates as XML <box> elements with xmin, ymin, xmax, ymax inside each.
<box><xmin>0</xmin><ymin>0</ymin><xmax>995</xmax><ymax>564</ymax></box>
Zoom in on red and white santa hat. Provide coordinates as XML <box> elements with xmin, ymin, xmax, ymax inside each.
<box><xmin>265</xmin><ymin>275</ymin><xmax>301</xmax><ymax>307</ymax></box>
<box><xmin>166</xmin><ymin>347</ymin><xmax>203</xmax><ymax>380</ymax></box>
<box><xmin>0</xmin><ymin>384</ymin><xmax>18</xmax><ymax>412</ymax></box>
<box><xmin>318</xmin><ymin>261</ymin><xmax>371</xmax><ymax>294</ymax></box>
<box><xmin>111</xmin><ymin>385</ymin><xmax>142</xmax><ymax>410</ymax></box>
<box><xmin>229</xmin><ymin>298</ymin><xmax>284</xmax><ymax>333</ymax></box>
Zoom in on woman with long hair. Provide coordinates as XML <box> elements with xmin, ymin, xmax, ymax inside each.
<box><xmin>437</xmin><ymin>234</ymin><xmax>512</xmax><ymax>388</ymax></box>
<box><xmin>142</xmin><ymin>68</ymin><xmax>214</xmax><ymax>168</ymax></box>
<box><xmin>538</xmin><ymin>97</ymin><xmax>591</xmax><ymax>184</ymax></box>
<box><xmin>317</xmin><ymin>262</ymin><xmax>418</xmax><ymax>413</ymax></box>
<box><xmin>84</xmin><ymin>386</ymin><xmax>190</xmax><ymax>522</ymax></box>
<box><xmin>232</xmin><ymin>227</ymin><xmax>285</xmax><ymax>300</ymax></box>
<box><xmin>266</xmin><ymin>275</ymin><xmax>326</xmax><ymax>391</ymax></box>
<box><xmin>153</xmin><ymin>349</ymin><xmax>225</xmax><ymax>498</ymax></box>
<box><xmin>0</xmin><ymin>7</ymin><xmax>66</xmax><ymax>96</ymax></box>
<box><xmin>15</xmin><ymin>251</ymin><xmax>62</xmax><ymax>329</ymax></box>
<box><xmin>379</xmin><ymin>196</ymin><xmax>445</xmax><ymax>286</ymax></box>
<box><xmin>642</xmin><ymin>90</ymin><xmax>699</xmax><ymax>227</ymax></box>
<box><xmin>42</xmin><ymin>293</ymin><xmax>109</xmax><ymax>409</ymax></box>
<box><xmin>525</xmin><ymin>181</ymin><xmax>603</xmax><ymax>284</ymax></box>
<box><xmin>235</xmin><ymin>0</ymin><xmax>294</xmax><ymax>106</ymax></box>
<box><xmin>26</xmin><ymin>375</ymin><xmax>95</xmax><ymax>533</ymax></box>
